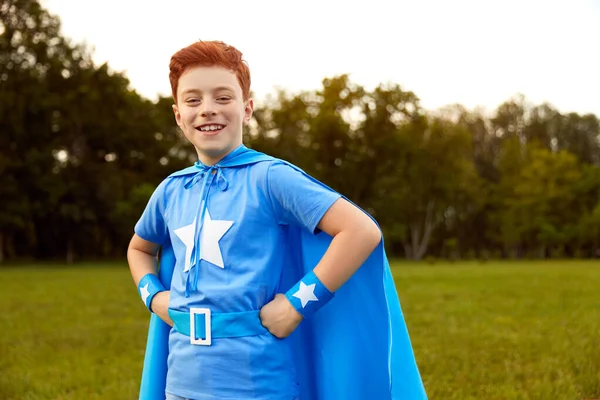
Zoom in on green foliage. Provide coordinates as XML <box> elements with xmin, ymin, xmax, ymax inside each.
<box><xmin>2</xmin><ymin>0</ymin><xmax>600</xmax><ymax>261</ymax></box>
<box><xmin>0</xmin><ymin>0</ymin><xmax>188</xmax><ymax>261</ymax></box>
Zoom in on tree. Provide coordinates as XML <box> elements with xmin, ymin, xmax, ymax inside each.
<box><xmin>492</xmin><ymin>143</ymin><xmax>582</xmax><ymax>258</ymax></box>
<box><xmin>0</xmin><ymin>0</ymin><xmax>91</xmax><ymax>261</ymax></box>
<box><xmin>0</xmin><ymin>0</ymin><xmax>189</xmax><ymax>262</ymax></box>
<box><xmin>373</xmin><ymin>115</ymin><xmax>481</xmax><ymax>260</ymax></box>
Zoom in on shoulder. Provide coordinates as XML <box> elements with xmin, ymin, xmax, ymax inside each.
<box><xmin>264</xmin><ymin>159</ymin><xmax>331</xmax><ymax>190</ymax></box>
<box><xmin>149</xmin><ymin>166</ymin><xmax>196</xmax><ymax>203</ymax></box>
<box><xmin>233</xmin><ymin>158</ymin><xmax>303</xmax><ymax>183</ymax></box>
<box><xmin>263</xmin><ymin>159</ymin><xmax>340</xmax><ymax>203</ymax></box>
<box><xmin>246</xmin><ymin>159</ymin><xmax>315</xmax><ymax>191</ymax></box>
<box><xmin>166</xmin><ymin>165</ymin><xmax>198</xmax><ymax>179</ymax></box>
<box><xmin>262</xmin><ymin>158</ymin><xmax>308</xmax><ymax>179</ymax></box>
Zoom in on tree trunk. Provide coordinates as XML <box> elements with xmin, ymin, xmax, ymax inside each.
<box><xmin>539</xmin><ymin>245</ymin><xmax>546</xmax><ymax>259</ymax></box>
<box><xmin>407</xmin><ymin>200</ymin><xmax>436</xmax><ymax>260</ymax></box>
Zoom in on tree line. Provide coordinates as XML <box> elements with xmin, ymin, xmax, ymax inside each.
<box><xmin>2</xmin><ymin>0</ymin><xmax>600</xmax><ymax>263</ymax></box>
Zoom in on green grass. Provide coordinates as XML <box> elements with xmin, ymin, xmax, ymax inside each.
<box><xmin>395</xmin><ymin>260</ymin><xmax>600</xmax><ymax>400</ymax></box>
<box><xmin>1</xmin><ymin>260</ymin><xmax>599</xmax><ymax>400</ymax></box>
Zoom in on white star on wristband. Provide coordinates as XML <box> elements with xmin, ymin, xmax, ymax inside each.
<box><xmin>140</xmin><ymin>283</ymin><xmax>150</xmax><ymax>304</ymax></box>
<box><xmin>293</xmin><ymin>282</ymin><xmax>319</xmax><ymax>308</ymax></box>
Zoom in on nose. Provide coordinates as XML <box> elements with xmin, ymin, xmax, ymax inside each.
<box><xmin>199</xmin><ymin>99</ymin><xmax>217</xmax><ymax>117</ymax></box>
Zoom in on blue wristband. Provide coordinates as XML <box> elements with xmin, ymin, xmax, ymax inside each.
<box><xmin>138</xmin><ymin>274</ymin><xmax>165</xmax><ymax>312</ymax></box>
<box><xmin>285</xmin><ymin>270</ymin><xmax>334</xmax><ymax>318</ymax></box>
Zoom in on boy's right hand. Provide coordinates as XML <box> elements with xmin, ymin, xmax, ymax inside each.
<box><xmin>150</xmin><ymin>290</ymin><xmax>174</xmax><ymax>327</ymax></box>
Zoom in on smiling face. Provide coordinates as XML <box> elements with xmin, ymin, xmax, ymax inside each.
<box><xmin>172</xmin><ymin>65</ymin><xmax>254</xmax><ymax>165</ymax></box>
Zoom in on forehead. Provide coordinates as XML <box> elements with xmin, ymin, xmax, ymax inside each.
<box><xmin>177</xmin><ymin>66</ymin><xmax>241</xmax><ymax>97</ymax></box>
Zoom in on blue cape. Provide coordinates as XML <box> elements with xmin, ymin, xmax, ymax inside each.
<box><xmin>137</xmin><ymin>147</ymin><xmax>427</xmax><ymax>400</ymax></box>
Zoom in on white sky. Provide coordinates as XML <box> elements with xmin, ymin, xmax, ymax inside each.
<box><xmin>42</xmin><ymin>0</ymin><xmax>600</xmax><ymax>116</ymax></box>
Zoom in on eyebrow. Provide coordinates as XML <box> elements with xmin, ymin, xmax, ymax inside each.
<box><xmin>181</xmin><ymin>86</ymin><xmax>236</xmax><ymax>95</ymax></box>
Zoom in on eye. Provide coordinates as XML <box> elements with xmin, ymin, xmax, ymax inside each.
<box><xmin>217</xmin><ymin>96</ymin><xmax>232</xmax><ymax>102</ymax></box>
<box><xmin>186</xmin><ymin>98</ymin><xmax>200</xmax><ymax>104</ymax></box>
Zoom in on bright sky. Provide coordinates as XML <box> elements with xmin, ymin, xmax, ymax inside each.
<box><xmin>42</xmin><ymin>0</ymin><xmax>600</xmax><ymax>116</ymax></box>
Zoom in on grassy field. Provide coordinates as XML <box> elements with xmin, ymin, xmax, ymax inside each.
<box><xmin>0</xmin><ymin>260</ymin><xmax>598</xmax><ymax>400</ymax></box>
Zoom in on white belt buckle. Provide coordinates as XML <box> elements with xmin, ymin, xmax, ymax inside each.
<box><xmin>189</xmin><ymin>307</ymin><xmax>211</xmax><ymax>346</ymax></box>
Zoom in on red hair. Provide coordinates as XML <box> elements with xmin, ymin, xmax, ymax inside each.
<box><xmin>169</xmin><ymin>40</ymin><xmax>251</xmax><ymax>102</ymax></box>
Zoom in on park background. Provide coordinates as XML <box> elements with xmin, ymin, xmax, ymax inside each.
<box><xmin>1</xmin><ymin>0</ymin><xmax>599</xmax><ymax>399</ymax></box>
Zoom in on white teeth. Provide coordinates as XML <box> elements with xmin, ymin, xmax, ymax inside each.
<box><xmin>199</xmin><ymin>124</ymin><xmax>223</xmax><ymax>131</ymax></box>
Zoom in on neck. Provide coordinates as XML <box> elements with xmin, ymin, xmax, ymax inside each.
<box><xmin>196</xmin><ymin>143</ymin><xmax>245</xmax><ymax>166</ymax></box>
<box><xmin>197</xmin><ymin>154</ymin><xmax>224</xmax><ymax>166</ymax></box>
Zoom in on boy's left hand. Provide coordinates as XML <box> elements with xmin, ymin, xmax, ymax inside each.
<box><xmin>259</xmin><ymin>294</ymin><xmax>303</xmax><ymax>338</ymax></box>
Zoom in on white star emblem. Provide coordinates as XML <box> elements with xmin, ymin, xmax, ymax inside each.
<box><xmin>174</xmin><ymin>209</ymin><xmax>233</xmax><ymax>271</ymax></box>
<box><xmin>174</xmin><ymin>218</ymin><xmax>196</xmax><ymax>272</ymax></box>
<box><xmin>293</xmin><ymin>281</ymin><xmax>319</xmax><ymax>308</ymax></box>
<box><xmin>140</xmin><ymin>283</ymin><xmax>150</xmax><ymax>304</ymax></box>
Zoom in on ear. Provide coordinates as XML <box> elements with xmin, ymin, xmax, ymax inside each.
<box><xmin>172</xmin><ymin>103</ymin><xmax>182</xmax><ymax>127</ymax></box>
<box><xmin>243</xmin><ymin>98</ymin><xmax>254</xmax><ymax>125</ymax></box>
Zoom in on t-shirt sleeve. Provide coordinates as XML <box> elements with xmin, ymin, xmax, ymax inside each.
<box><xmin>266</xmin><ymin>162</ymin><xmax>341</xmax><ymax>234</ymax></box>
<box><xmin>134</xmin><ymin>179</ymin><xmax>170</xmax><ymax>245</ymax></box>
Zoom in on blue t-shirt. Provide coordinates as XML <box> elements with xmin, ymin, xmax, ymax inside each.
<box><xmin>135</xmin><ymin>158</ymin><xmax>340</xmax><ymax>400</ymax></box>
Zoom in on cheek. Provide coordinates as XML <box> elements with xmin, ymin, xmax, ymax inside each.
<box><xmin>180</xmin><ymin>110</ymin><xmax>196</xmax><ymax>125</ymax></box>
<box><xmin>227</xmin><ymin>108</ymin><xmax>244</xmax><ymax>123</ymax></box>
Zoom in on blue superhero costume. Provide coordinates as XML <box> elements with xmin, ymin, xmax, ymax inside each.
<box><xmin>135</xmin><ymin>144</ymin><xmax>427</xmax><ymax>400</ymax></box>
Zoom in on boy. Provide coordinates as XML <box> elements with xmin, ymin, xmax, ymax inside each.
<box><xmin>128</xmin><ymin>40</ymin><xmax>427</xmax><ymax>400</ymax></box>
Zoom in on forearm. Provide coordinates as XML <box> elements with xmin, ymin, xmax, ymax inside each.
<box><xmin>127</xmin><ymin>242</ymin><xmax>173</xmax><ymax>326</ymax></box>
<box><xmin>264</xmin><ymin>200</ymin><xmax>381</xmax><ymax>336</ymax></box>
<box><xmin>313</xmin><ymin>226</ymin><xmax>381</xmax><ymax>292</ymax></box>
<box><xmin>127</xmin><ymin>247</ymin><xmax>159</xmax><ymax>286</ymax></box>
